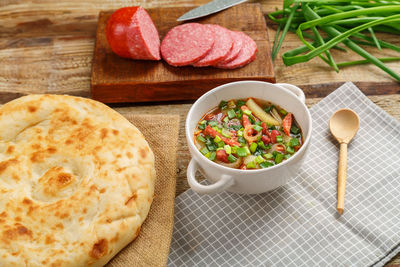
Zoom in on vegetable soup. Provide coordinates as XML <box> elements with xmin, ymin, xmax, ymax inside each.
<box><xmin>194</xmin><ymin>98</ymin><xmax>303</xmax><ymax>170</ymax></box>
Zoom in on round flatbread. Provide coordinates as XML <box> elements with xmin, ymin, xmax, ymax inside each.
<box><xmin>0</xmin><ymin>95</ymin><xmax>155</xmax><ymax>266</ymax></box>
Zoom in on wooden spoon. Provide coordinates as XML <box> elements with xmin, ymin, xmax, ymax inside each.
<box><xmin>329</xmin><ymin>108</ymin><xmax>360</xmax><ymax>215</ymax></box>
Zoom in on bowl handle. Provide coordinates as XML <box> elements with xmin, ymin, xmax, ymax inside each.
<box><xmin>187</xmin><ymin>159</ymin><xmax>235</xmax><ymax>194</ymax></box>
<box><xmin>276</xmin><ymin>83</ymin><xmax>306</xmax><ymax>103</ymax></box>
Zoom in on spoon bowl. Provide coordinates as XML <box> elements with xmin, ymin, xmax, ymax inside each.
<box><xmin>329</xmin><ymin>108</ymin><xmax>360</xmax><ymax>215</ymax></box>
<box><xmin>329</xmin><ymin>109</ymin><xmax>360</xmax><ymax>144</ymax></box>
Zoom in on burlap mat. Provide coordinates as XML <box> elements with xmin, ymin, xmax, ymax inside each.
<box><xmin>107</xmin><ymin>114</ymin><xmax>180</xmax><ymax>267</ymax></box>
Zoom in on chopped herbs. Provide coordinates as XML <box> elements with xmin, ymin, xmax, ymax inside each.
<box><xmin>260</xmin><ymin>161</ymin><xmax>274</xmax><ymax>168</ymax></box>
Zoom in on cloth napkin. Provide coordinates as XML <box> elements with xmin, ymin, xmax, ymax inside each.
<box><xmin>107</xmin><ymin>114</ymin><xmax>180</xmax><ymax>267</ymax></box>
<box><xmin>167</xmin><ymin>82</ymin><xmax>400</xmax><ymax>266</ymax></box>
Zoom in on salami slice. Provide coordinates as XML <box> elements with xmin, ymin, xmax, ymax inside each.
<box><xmin>192</xmin><ymin>25</ymin><xmax>233</xmax><ymax>67</ymax></box>
<box><xmin>216</xmin><ymin>31</ymin><xmax>243</xmax><ymax>65</ymax></box>
<box><xmin>216</xmin><ymin>32</ymin><xmax>257</xmax><ymax>69</ymax></box>
<box><xmin>161</xmin><ymin>23</ymin><xmax>215</xmax><ymax>66</ymax></box>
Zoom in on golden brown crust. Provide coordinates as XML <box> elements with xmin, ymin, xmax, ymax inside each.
<box><xmin>0</xmin><ymin>94</ymin><xmax>155</xmax><ymax>267</ymax></box>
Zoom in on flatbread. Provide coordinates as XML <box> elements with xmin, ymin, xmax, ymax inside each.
<box><xmin>0</xmin><ymin>95</ymin><xmax>155</xmax><ymax>266</ymax></box>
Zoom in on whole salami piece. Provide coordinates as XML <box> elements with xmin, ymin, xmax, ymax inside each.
<box><xmin>216</xmin><ymin>32</ymin><xmax>257</xmax><ymax>69</ymax></box>
<box><xmin>192</xmin><ymin>25</ymin><xmax>233</xmax><ymax>67</ymax></box>
<box><xmin>161</xmin><ymin>23</ymin><xmax>215</xmax><ymax>66</ymax></box>
<box><xmin>106</xmin><ymin>7</ymin><xmax>161</xmax><ymax>60</ymax></box>
<box><xmin>215</xmin><ymin>31</ymin><xmax>244</xmax><ymax>65</ymax></box>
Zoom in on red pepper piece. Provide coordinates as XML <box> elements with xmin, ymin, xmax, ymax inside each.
<box><xmin>270</xmin><ymin>130</ymin><xmax>281</xmax><ymax>143</ymax></box>
<box><xmin>282</xmin><ymin>113</ymin><xmax>292</xmax><ymax>136</ymax></box>
<box><xmin>261</xmin><ymin>135</ymin><xmax>271</xmax><ymax>144</ymax></box>
<box><xmin>261</xmin><ymin>122</ymin><xmax>267</xmax><ymax>135</ymax></box>
<box><xmin>216</xmin><ymin>150</ymin><xmax>229</xmax><ymax>163</ymax></box>
<box><xmin>242</xmin><ymin>114</ymin><xmax>253</xmax><ymax>135</ymax></box>
<box><xmin>240</xmin><ymin>163</ymin><xmax>247</xmax><ymax>170</ymax></box>
<box><xmin>203</xmin><ymin>125</ymin><xmax>217</xmax><ymax>138</ymax></box>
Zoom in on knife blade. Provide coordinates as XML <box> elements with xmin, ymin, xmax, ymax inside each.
<box><xmin>177</xmin><ymin>0</ymin><xmax>247</xmax><ymax>21</ymax></box>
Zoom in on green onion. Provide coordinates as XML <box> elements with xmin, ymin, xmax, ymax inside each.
<box><xmin>286</xmin><ymin>146</ymin><xmax>295</xmax><ymax>154</ymax></box>
<box><xmin>214</xmin><ymin>136</ymin><xmax>222</xmax><ymax>143</ymax></box>
<box><xmin>197</xmin><ymin>135</ymin><xmax>206</xmax><ymax>143</ymax></box>
<box><xmin>206</xmin><ymin>143</ymin><xmax>217</xmax><ymax>151</ymax></box>
<box><xmin>290</xmin><ymin>138</ymin><xmax>300</xmax><ymax>147</ymax></box>
<box><xmin>276</xmin><ymin>135</ymin><xmax>283</xmax><ymax>143</ymax></box>
<box><xmin>272</xmin><ymin>1</ymin><xmax>400</xmax><ymax>82</ymax></box>
<box><xmin>250</xmin><ymin>142</ymin><xmax>258</xmax><ymax>153</ymax></box>
<box><xmin>232</xmin><ymin>146</ymin><xmax>238</xmax><ymax>154</ymax></box>
<box><xmin>223</xmin><ymin>116</ymin><xmax>229</xmax><ymax>123</ymax></box>
<box><xmin>237</xmin><ymin>129</ymin><xmax>244</xmax><ymax>137</ymax></box>
<box><xmin>217</xmin><ymin>141</ymin><xmax>225</xmax><ymax>148</ymax></box>
<box><xmin>246</xmin><ymin>161</ymin><xmax>257</xmax><ymax>169</ymax></box>
<box><xmin>238</xmin><ymin>136</ymin><xmax>246</xmax><ymax>144</ymax></box>
<box><xmin>209</xmin><ymin>151</ymin><xmax>216</xmax><ymax>161</ymax></box>
<box><xmin>228</xmin><ymin>154</ymin><xmax>237</xmax><ymax>163</ymax></box>
<box><xmin>290</xmin><ymin>125</ymin><xmax>300</xmax><ymax>134</ymax></box>
<box><xmin>236</xmin><ymin>147</ymin><xmax>248</xmax><ymax>157</ymax></box>
<box><xmin>280</xmin><ymin>109</ymin><xmax>288</xmax><ymax>115</ymax></box>
<box><xmin>200</xmin><ymin>147</ymin><xmax>209</xmax><ymax>155</ymax></box>
<box><xmin>227</xmin><ymin>109</ymin><xmax>236</xmax><ymax>119</ymax></box>
<box><xmin>244</xmin><ymin>146</ymin><xmax>251</xmax><ymax>155</ymax></box>
<box><xmin>204</xmin><ymin>152</ymin><xmax>210</xmax><ymax>158</ymax></box>
<box><xmin>224</xmin><ymin>145</ymin><xmax>232</xmax><ymax>154</ymax></box>
<box><xmin>258</xmin><ymin>141</ymin><xmax>266</xmax><ymax>150</ymax></box>
<box><xmin>264</xmin><ymin>153</ymin><xmax>273</xmax><ymax>160</ymax></box>
<box><xmin>275</xmin><ymin>153</ymin><xmax>284</xmax><ymax>164</ymax></box>
<box><xmin>208</xmin><ymin>121</ymin><xmax>218</xmax><ymax>127</ymax></box>
<box><xmin>253</xmin><ymin>125</ymin><xmax>263</xmax><ymax>132</ymax></box>
<box><xmin>255</xmin><ymin>155</ymin><xmax>265</xmax><ymax>164</ymax></box>
<box><xmin>219</xmin><ymin>100</ymin><xmax>228</xmax><ymax>109</ymax></box>
<box><xmin>260</xmin><ymin>161</ymin><xmax>274</xmax><ymax>168</ymax></box>
<box><xmin>237</xmin><ymin>100</ymin><xmax>246</xmax><ymax>107</ymax></box>
<box><xmin>198</xmin><ymin>123</ymin><xmax>206</xmax><ymax>130</ymax></box>
<box><xmin>221</xmin><ymin>130</ymin><xmax>231</xmax><ymax>138</ymax></box>
<box><xmin>284</xmin><ymin>154</ymin><xmax>291</xmax><ymax>159</ymax></box>
<box><xmin>243</xmin><ymin>109</ymin><xmax>252</xmax><ymax>116</ymax></box>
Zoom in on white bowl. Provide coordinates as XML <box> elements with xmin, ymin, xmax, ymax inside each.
<box><xmin>185</xmin><ymin>81</ymin><xmax>312</xmax><ymax>194</ymax></box>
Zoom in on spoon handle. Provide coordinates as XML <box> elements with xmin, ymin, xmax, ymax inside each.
<box><xmin>337</xmin><ymin>143</ymin><xmax>348</xmax><ymax>214</ymax></box>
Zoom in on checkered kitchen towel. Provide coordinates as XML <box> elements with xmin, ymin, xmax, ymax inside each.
<box><xmin>168</xmin><ymin>82</ymin><xmax>400</xmax><ymax>266</ymax></box>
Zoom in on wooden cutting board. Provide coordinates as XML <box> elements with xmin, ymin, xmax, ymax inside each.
<box><xmin>91</xmin><ymin>3</ymin><xmax>275</xmax><ymax>103</ymax></box>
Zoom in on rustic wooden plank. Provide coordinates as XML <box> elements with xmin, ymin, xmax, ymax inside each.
<box><xmin>91</xmin><ymin>4</ymin><xmax>275</xmax><ymax>103</ymax></box>
<box><xmin>0</xmin><ymin>0</ymin><xmax>399</xmax><ymax>104</ymax></box>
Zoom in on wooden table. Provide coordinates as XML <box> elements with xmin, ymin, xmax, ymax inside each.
<box><xmin>1</xmin><ymin>0</ymin><xmax>399</xmax><ymax>265</ymax></box>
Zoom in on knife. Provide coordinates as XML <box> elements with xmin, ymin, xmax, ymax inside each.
<box><xmin>177</xmin><ymin>0</ymin><xmax>248</xmax><ymax>21</ymax></box>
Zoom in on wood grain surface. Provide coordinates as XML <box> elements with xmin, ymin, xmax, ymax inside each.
<box><xmin>92</xmin><ymin>4</ymin><xmax>275</xmax><ymax>103</ymax></box>
<box><xmin>0</xmin><ymin>0</ymin><xmax>399</xmax><ymax>265</ymax></box>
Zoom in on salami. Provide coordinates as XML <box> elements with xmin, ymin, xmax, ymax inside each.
<box><xmin>216</xmin><ymin>31</ymin><xmax>243</xmax><ymax>65</ymax></box>
<box><xmin>216</xmin><ymin>32</ymin><xmax>257</xmax><ymax>69</ymax></box>
<box><xmin>161</xmin><ymin>23</ymin><xmax>215</xmax><ymax>66</ymax></box>
<box><xmin>192</xmin><ymin>25</ymin><xmax>233</xmax><ymax>67</ymax></box>
<box><xmin>106</xmin><ymin>7</ymin><xmax>161</xmax><ymax>60</ymax></box>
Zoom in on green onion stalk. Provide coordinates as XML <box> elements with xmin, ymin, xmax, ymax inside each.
<box><xmin>269</xmin><ymin>0</ymin><xmax>400</xmax><ymax>82</ymax></box>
